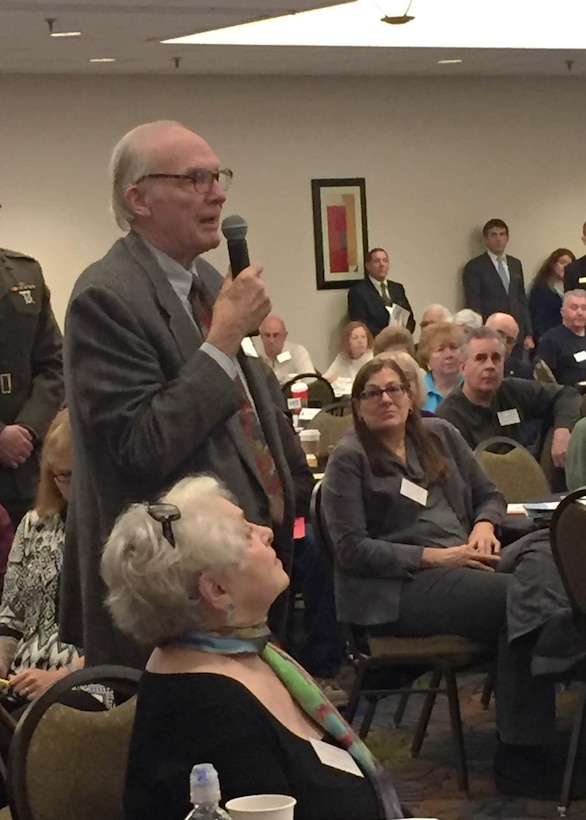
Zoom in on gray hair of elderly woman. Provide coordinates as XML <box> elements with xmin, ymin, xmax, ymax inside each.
<box><xmin>101</xmin><ymin>475</ymin><xmax>249</xmax><ymax>646</ymax></box>
<box><xmin>375</xmin><ymin>350</ymin><xmax>427</xmax><ymax>411</ymax></box>
<box><xmin>110</xmin><ymin>120</ymin><xmax>185</xmax><ymax>231</ymax></box>
<box><xmin>453</xmin><ymin>308</ymin><xmax>483</xmax><ymax>330</ymax></box>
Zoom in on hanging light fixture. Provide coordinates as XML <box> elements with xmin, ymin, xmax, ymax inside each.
<box><xmin>375</xmin><ymin>0</ymin><xmax>415</xmax><ymax>25</ymax></box>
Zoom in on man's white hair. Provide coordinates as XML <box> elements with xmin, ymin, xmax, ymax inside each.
<box><xmin>109</xmin><ymin>120</ymin><xmax>186</xmax><ymax>231</ymax></box>
<box><xmin>422</xmin><ymin>304</ymin><xmax>452</xmax><ymax>322</ymax></box>
<box><xmin>563</xmin><ymin>289</ymin><xmax>586</xmax><ymax>304</ymax></box>
<box><xmin>453</xmin><ymin>308</ymin><xmax>483</xmax><ymax>330</ymax></box>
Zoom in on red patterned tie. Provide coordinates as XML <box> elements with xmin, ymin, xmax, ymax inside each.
<box><xmin>190</xmin><ymin>278</ymin><xmax>284</xmax><ymax>524</ymax></box>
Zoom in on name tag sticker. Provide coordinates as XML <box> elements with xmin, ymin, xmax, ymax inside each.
<box><xmin>240</xmin><ymin>337</ymin><xmax>258</xmax><ymax>358</ymax></box>
<box><xmin>579</xmin><ymin>277</ymin><xmax>586</xmax><ymax>284</ymax></box>
<box><xmin>497</xmin><ymin>408</ymin><xmax>520</xmax><ymax>426</ymax></box>
<box><xmin>309</xmin><ymin>739</ymin><xmax>364</xmax><ymax>778</ymax></box>
<box><xmin>400</xmin><ymin>478</ymin><xmax>428</xmax><ymax>506</ymax></box>
<box><xmin>276</xmin><ymin>351</ymin><xmax>292</xmax><ymax>364</ymax></box>
<box><xmin>574</xmin><ymin>350</ymin><xmax>586</xmax><ymax>362</ymax></box>
<box><xmin>298</xmin><ymin>407</ymin><xmax>320</xmax><ymax>421</ymax></box>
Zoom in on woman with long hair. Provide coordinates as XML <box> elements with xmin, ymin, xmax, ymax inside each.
<box><xmin>529</xmin><ymin>248</ymin><xmax>576</xmax><ymax>344</ymax></box>
<box><xmin>322</xmin><ymin>356</ymin><xmax>573</xmax><ymax>800</ymax></box>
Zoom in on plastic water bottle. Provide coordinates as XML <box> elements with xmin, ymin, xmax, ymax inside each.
<box><xmin>183</xmin><ymin>763</ymin><xmax>231</xmax><ymax>819</ymax></box>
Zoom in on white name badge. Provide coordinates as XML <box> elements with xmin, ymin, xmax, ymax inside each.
<box><xmin>240</xmin><ymin>337</ymin><xmax>259</xmax><ymax>358</ymax></box>
<box><xmin>579</xmin><ymin>277</ymin><xmax>586</xmax><ymax>284</ymax></box>
<box><xmin>497</xmin><ymin>408</ymin><xmax>521</xmax><ymax>426</ymax></box>
<box><xmin>298</xmin><ymin>407</ymin><xmax>321</xmax><ymax>421</ymax></box>
<box><xmin>276</xmin><ymin>350</ymin><xmax>292</xmax><ymax>364</ymax></box>
<box><xmin>309</xmin><ymin>739</ymin><xmax>364</xmax><ymax>778</ymax></box>
<box><xmin>574</xmin><ymin>350</ymin><xmax>586</xmax><ymax>363</ymax></box>
<box><xmin>400</xmin><ymin>477</ymin><xmax>428</xmax><ymax>506</ymax></box>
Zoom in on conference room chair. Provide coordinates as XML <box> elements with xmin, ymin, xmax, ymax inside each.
<box><xmin>281</xmin><ymin>373</ymin><xmax>335</xmax><ymax>408</ymax></box>
<box><xmin>310</xmin><ymin>481</ymin><xmax>492</xmax><ymax>794</ymax></box>
<box><xmin>4</xmin><ymin>665</ymin><xmax>140</xmax><ymax>820</ymax></box>
<box><xmin>474</xmin><ymin>436</ymin><xmax>550</xmax><ymax>503</ymax></box>
<box><xmin>550</xmin><ymin>488</ymin><xmax>586</xmax><ymax>818</ymax></box>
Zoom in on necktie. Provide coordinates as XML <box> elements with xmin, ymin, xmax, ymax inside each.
<box><xmin>190</xmin><ymin>277</ymin><xmax>284</xmax><ymax>524</ymax></box>
<box><xmin>380</xmin><ymin>281</ymin><xmax>391</xmax><ymax>305</ymax></box>
<box><xmin>496</xmin><ymin>256</ymin><xmax>509</xmax><ymax>293</ymax></box>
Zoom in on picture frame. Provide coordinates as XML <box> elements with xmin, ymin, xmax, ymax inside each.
<box><xmin>311</xmin><ymin>177</ymin><xmax>369</xmax><ymax>290</ymax></box>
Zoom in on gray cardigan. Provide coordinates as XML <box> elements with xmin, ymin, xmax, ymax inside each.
<box><xmin>321</xmin><ymin>417</ymin><xmax>506</xmax><ymax>625</ymax></box>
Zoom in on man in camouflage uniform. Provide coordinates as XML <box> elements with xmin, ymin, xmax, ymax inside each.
<box><xmin>0</xmin><ymin>245</ymin><xmax>64</xmax><ymax>527</ymax></box>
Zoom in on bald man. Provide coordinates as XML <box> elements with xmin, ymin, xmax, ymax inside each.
<box><xmin>486</xmin><ymin>313</ymin><xmax>534</xmax><ymax>379</ymax></box>
<box><xmin>62</xmin><ymin>121</ymin><xmax>296</xmax><ymax>666</ymax></box>
<box><xmin>258</xmin><ymin>315</ymin><xmax>316</xmax><ymax>385</ymax></box>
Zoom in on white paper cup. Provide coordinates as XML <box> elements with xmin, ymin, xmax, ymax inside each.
<box><xmin>299</xmin><ymin>428</ymin><xmax>320</xmax><ymax>455</ymax></box>
<box><xmin>225</xmin><ymin>793</ymin><xmax>296</xmax><ymax>820</ymax></box>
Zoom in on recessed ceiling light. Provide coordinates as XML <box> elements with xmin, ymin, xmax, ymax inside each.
<box><xmin>438</xmin><ymin>58</ymin><xmax>463</xmax><ymax>64</ymax></box>
<box><xmin>89</xmin><ymin>57</ymin><xmax>117</xmax><ymax>63</ymax></box>
<box><xmin>50</xmin><ymin>30</ymin><xmax>81</xmax><ymax>38</ymax></box>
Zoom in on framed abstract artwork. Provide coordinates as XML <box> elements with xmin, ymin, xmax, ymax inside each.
<box><xmin>311</xmin><ymin>177</ymin><xmax>369</xmax><ymax>290</ymax></box>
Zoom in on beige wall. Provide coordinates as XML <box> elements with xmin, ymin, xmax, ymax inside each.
<box><xmin>0</xmin><ymin>74</ymin><xmax>584</xmax><ymax>371</ymax></box>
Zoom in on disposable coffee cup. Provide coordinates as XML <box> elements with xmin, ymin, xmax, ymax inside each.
<box><xmin>299</xmin><ymin>428</ymin><xmax>320</xmax><ymax>456</ymax></box>
<box><xmin>226</xmin><ymin>793</ymin><xmax>296</xmax><ymax>819</ymax></box>
<box><xmin>290</xmin><ymin>381</ymin><xmax>309</xmax><ymax>405</ymax></box>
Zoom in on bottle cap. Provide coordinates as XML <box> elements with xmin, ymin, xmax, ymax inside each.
<box><xmin>190</xmin><ymin>763</ymin><xmax>221</xmax><ymax>804</ymax></box>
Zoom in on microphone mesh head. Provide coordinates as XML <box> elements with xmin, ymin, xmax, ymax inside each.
<box><xmin>221</xmin><ymin>214</ymin><xmax>248</xmax><ymax>242</ymax></box>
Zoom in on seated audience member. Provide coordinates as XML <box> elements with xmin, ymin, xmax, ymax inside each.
<box><xmin>347</xmin><ymin>247</ymin><xmax>415</xmax><ymax>337</ymax></box>
<box><xmin>529</xmin><ymin>248</ymin><xmax>575</xmax><ymax>345</ymax></box>
<box><xmin>324</xmin><ymin>321</ymin><xmax>374</xmax><ymax>397</ymax></box>
<box><xmin>418</xmin><ymin>322</ymin><xmax>465</xmax><ymax>412</ymax></box>
<box><xmin>321</xmin><ymin>356</ymin><xmax>570</xmax><ymax>798</ymax></box>
<box><xmin>485</xmin><ymin>313</ymin><xmax>534</xmax><ymax>379</ymax></box>
<box><xmin>453</xmin><ymin>308</ymin><xmax>483</xmax><ymax>331</ymax></box>
<box><xmin>103</xmin><ymin>476</ymin><xmax>404</xmax><ymax>820</ymax></box>
<box><xmin>564</xmin><ymin>222</ymin><xmax>586</xmax><ymax>292</ymax></box>
<box><xmin>419</xmin><ymin>303</ymin><xmax>452</xmax><ymax>329</ymax></box>
<box><xmin>437</xmin><ymin>327</ymin><xmax>580</xmax><ymax>464</ymax></box>
<box><xmin>258</xmin><ymin>315</ymin><xmax>316</xmax><ymax>385</ymax></box>
<box><xmin>535</xmin><ymin>290</ymin><xmax>586</xmax><ymax>386</ymax></box>
<box><xmin>0</xmin><ymin>409</ymin><xmax>84</xmax><ymax>698</ymax></box>
<box><xmin>373</xmin><ymin>326</ymin><xmax>416</xmax><ymax>358</ymax></box>
<box><xmin>376</xmin><ymin>350</ymin><xmax>430</xmax><ymax>416</ymax></box>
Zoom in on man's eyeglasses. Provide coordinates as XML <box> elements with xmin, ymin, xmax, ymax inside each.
<box><xmin>359</xmin><ymin>383</ymin><xmax>408</xmax><ymax>402</ymax></box>
<box><xmin>135</xmin><ymin>168</ymin><xmax>233</xmax><ymax>195</ymax></box>
<box><xmin>53</xmin><ymin>470</ymin><xmax>72</xmax><ymax>485</ymax></box>
<box><xmin>147</xmin><ymin>503</ymin><xmax>181</xmax><ymax>548</ymax></box>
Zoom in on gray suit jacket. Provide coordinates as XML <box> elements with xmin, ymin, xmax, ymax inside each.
<box><xmin>462</xmin><ymin>251</ymin><xmax>532</xmax><ymax>338</ymax></box>
<box><xmin>321</xmin><ymin>418</ymin><xmax>505</xmax><ymax>626</ymax></box>
<box><xmin>61</xmin><ymin>232</ymin><xmax>295</xmax><ymax>667</ymax></box>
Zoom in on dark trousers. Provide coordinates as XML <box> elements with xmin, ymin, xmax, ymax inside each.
<box><xmin>370</xmin><ymin>567</ymin><xmax>555</xmax><ymax>746</ymax></box>
<box><xmin>291</xmin><ymin>524</ymin><xmax>345</xmax><ymax>677</ymax></box>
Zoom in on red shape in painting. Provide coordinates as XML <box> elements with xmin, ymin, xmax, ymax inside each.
<box><xmin>326</xmin><ymin>205</ymin><xmax>349</xmax><ymax>273</ymax></box>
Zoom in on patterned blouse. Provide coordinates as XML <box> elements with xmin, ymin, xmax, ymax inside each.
<box><xmin>0</xmin><ymin>510</ymin><xmax>81</xmax><ymax>674</ymax></box>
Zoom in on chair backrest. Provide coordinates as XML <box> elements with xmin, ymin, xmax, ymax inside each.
<box><xmin>474</xmin><ymin>436</ymin><xmax>550</xmax><ymax>503</ymax></box>
<box><xmin>539</xmin><ymin>426</ymin><xmax>568</xmax><ymax>494</ymax></box>
<box><xmin>306</xmin><ymin>409</ymin><xmax>354</xmax><ymax>457</ymax></box>
<box><xmin>281</xmin><ymin>373</ymin><xmax>335</xmax><ymax>408</ymax></box>
<box><xmin>309</xmin><ymin>481</ymin><xmax>334</xmax><ymax>566</ymax></box>
<box><xmin>8</xmin><ymin>665</ymin><xmax>141</xmax><ymax>820</ymax></box>
<box><xmin>550</xmin><ymin>487</ymin><xmax>586</xmax><ymax>622</ymax></box>
<box><xmin>533</xmin><ymin>359</ymin><xmax>557</xmax><ymax>384</ymax></box>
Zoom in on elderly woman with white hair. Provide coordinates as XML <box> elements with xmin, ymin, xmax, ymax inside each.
<box><xmin>102</xmin><ymin>475</ymin><xmax>403</xmax><ymax>820</ymax></box>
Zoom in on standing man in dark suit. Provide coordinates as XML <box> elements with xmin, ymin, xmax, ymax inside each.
<box><xmin>564</xmin><ymin>221</ymin><xmax>586</xmax><ymax>291</ymax></box>
<box><xmin>0</xmin><ymin>240</ymin><xmax>64</xmax><ymax>528</ymax></box>
<box><xmin>347</xmin><ymin>247</ymin><xmax>415</xmax><ymax>337</ymax></box>
<box><xmin>61</xmin><ymin>120</ymin><xmax>295</xmax><ymax>668</ymax></box>
<box><xmin>462</xmin><ymin>219</ymin><xmax>533</xmax><ymax>358</ymax></box>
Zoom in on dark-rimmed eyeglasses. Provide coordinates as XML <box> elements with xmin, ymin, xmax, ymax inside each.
<box><xmin>147</xmin><ymin>503</ymin><xmax>181</xmax><ymax>548</ymax></box>
<box><xmin>359</xmin><ymin>383</ymin><xmax>408</xmax><ymax>402</ymax></box>
<box><xmin>134</xmin><ymin>168</ymin><xmax>233</xmax><ymax>195</ymax></box>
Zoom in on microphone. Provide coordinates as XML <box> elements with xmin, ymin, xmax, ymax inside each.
<box><xmin>221</xmin><ymin>214</ymin><xmax>250</xmax><ymax>278</ymax></box>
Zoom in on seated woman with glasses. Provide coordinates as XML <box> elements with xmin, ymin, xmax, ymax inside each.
<box><xmin>102</xmin><ymin>476</ymin><xmax>405</xmax><ymax>820</ymax></box>
<box><xmin>324</xmin><ymin>321</ymin><xmax>374</xmax><ymax>397</ymax></box>
<box><xmin>0</xmin><ymin>408</ymin><xmax>84</xmax><ymax>700</ymax></box>
<box><xmin>321</xmin><ymin>357</ymin><xmax>575</xmax><ymax>800</ymax></box>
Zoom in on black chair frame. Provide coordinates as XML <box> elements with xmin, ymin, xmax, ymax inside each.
<box><xmin>7</xmin><ymin>665</ymin><xmax>141</xmax><ymax>820</ymax></box>
<box><xmin>281</xmin><ymin>373</ymin><xmax>335</xmax><ymax>409</ymax></box>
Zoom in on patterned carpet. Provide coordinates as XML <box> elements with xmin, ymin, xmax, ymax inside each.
<box><xmin>356</xmin><ymin>673</ymin><xmax>586</xmax><ymax>820</ymax></box>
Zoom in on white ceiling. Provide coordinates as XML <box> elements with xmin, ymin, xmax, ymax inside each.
<box><xmin>0</xmin><ymin>0</ymin><xmax>584</xmax><ymax>76</ymax></box>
